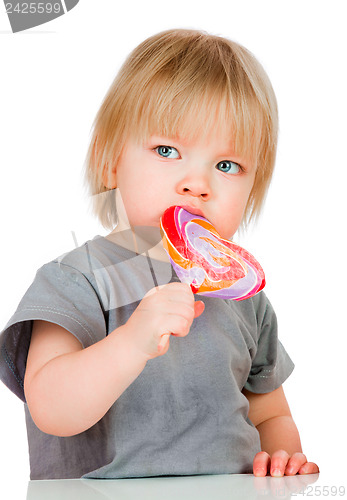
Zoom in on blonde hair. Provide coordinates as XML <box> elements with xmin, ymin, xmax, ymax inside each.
<box><xmin>84</xmin><ymin>29</ymin><xmax>278</xmax><ymax>230</ymax></box>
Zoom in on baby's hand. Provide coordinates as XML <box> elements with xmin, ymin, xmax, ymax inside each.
<box><xmin>124</xmin><ymin>282</ymin><xmax>205</xmax><ymax>360</ymax></box>
<box><xmin>253</xmin><ymin>450</ymin><xmax>319</xmax><ymax>477</ymax></box>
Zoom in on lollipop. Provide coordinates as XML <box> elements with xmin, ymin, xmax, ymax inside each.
<box><xmin>160</xmin><ymin>206</ymin><xmax>265</xmax><ymax>301</ymax></box>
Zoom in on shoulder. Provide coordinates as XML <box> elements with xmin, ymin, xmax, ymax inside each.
<box><xmin>224</xmin><ymin>291</ymin><xmax>276</xmax><ymax>327</ymax></box>
<box><xmin>53</xmin><ymin>236</ymin><xmax>117</xmax><ymax>275</ymax></box>
<box><xmin>35</xmin><ymin>236</ymin><xmax>130</xmax><ymax>292</ymax></box>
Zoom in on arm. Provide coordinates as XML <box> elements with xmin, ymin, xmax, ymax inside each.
<box><xmin>243</xmin><ymin>386</ymin><xmax>319</xmax><ymax>476</ymax></box>
<box><xmin>244</xmin><ymin>385</ymin><xmax>302</xmax><ymax>455</ymax></box>
<box><xmin>24</xmin><ymin>283</ymin><xmax>204</xmax><ymax>437</ymax></box>
<box><xmin>24</xmin><ymin>320</ymin><xmax>148</xmax><ymax>437</ymax></box>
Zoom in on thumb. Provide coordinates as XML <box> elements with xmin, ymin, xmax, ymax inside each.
<box><xmin>194</xmin><ymin>300</ymin><xmax>205</xmax><ymax>318</ymax></box>
<box><xmin>157</xmin><ymin>333</ymin><xmax>170</xmax><ymax>353</ymax></box>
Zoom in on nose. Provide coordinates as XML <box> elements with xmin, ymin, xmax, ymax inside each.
<box><xmin>176</xmin><ymin>171</ymin><xmax>211</xmax><ymax>200</ymax></box>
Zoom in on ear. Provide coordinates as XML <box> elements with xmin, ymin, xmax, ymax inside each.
<box><xmin>102</xmin><ymin>165</ymin><xmax>117</xmax><ymax>189</ymax></box>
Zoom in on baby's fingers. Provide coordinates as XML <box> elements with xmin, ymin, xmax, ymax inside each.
<box><xmin>157</xmin><ymin>333</ymin><xmax>171</xmax><ymax>353</ymax></box>
<box><xmin>253</xmin><ymin>451</ymin><xmax>271</xmax><ymax>476</ymax></box>
<box><xmin>194</xmin><ymin>300</ymin><xmax>205</xmax><ymax>318</ymax></box>
<box><xmin>270</xmin><ymin>450</ymin><xmax>291</xmax><ymax>476</ymax></box>
<box><xmin>254</xmin><ymin>450</ymin><xmax>290</xmax><ymax>477</ymax></box>
<box><xmin>284</xmin><ymin>453</ymin><xmax>319</xmax><ymax>475</ymax></box>
<box><xmin>254</xmin><ymin>451</ymin><xmax>319</xmax><ymax>477</ymax></box>
<box><xmin>284</xmin><ymin>453</ymin><xmax>308</xmax><ymax>475</ymax></box>
<box><xmin>298</xmin><ymin>462</ymin><xmax>320</xmax><ymax>475</ymax></box>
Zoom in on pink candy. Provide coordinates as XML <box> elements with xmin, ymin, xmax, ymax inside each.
<box><xmin>160</xmin><ymin>206</ymin><xmax>265</xmax><ymax>301</ymax></box>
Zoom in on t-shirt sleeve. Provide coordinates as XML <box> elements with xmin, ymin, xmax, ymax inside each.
<box><xmin>243</xmin><ymin>294</ymin><xmax>295</xmax><ymax>394</ymax></box>
<box><xmin>0</xmin><ymin>261</ymin><xmax>106</xmax><ymax>402</ymax></box>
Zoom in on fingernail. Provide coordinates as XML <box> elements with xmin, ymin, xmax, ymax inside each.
<box><xmin>286</xmin><ymin>466</ymin><xmax>295</xmax><ymax>475</ymax></box>
<box><xmin>254</xmin><ymin>468</ymin><xmax>265</xmax><ymax>476</ymax></box>
<box><xmin>271</xmin><ymin>468</ymin><xmax>282</xmax><ymax>477</ymax></box>
<box><xmin>300</xmin><ymin>464</ymin><xmax>309</xmax><ymax>474</ymax></box>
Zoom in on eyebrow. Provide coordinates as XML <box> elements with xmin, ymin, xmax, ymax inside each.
<box><xmin>147</xmin><ymin>135</ymin><xmax>181</xmax><ymax>145</ymax></box>
<box><xmin>148</xmin><ymin>135</ymin><xmax>235</xmax><ymax>151</ymax></box>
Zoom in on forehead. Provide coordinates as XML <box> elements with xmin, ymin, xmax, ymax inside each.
<box><xmin>128</xmin><ymin>86</ymin><xmax>262</xmax><ymax>167</ymax></box>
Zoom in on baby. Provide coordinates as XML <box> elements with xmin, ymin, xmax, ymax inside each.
<box><xmin>0</xmin><ymin>29</ymin><xmax>319</xmax><ymax>480</ymax></box>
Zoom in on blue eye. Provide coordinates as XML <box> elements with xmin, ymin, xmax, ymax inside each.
<box><xmin>155</xmin><ymin>146</ymin><xmax>180</xmax><ymax>159</ymax></box>
<box><xmin>216</xmin><ymin>160</ymin><xmax>241</xmax><ymax>174</ymax></box>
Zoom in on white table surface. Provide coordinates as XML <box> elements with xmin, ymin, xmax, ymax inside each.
<box><xmin>4</xmin><ymin>471</ymin><xmax>346</xmax><ymax>500</ymax></box>
<box><xmin>25</xmin><ymin>473</ymin><xmax>319</xmax><ymax>500</ymax></box>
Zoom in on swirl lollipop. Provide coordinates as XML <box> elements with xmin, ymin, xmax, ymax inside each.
<box><xmin>160</xmin><ymin>206</ymin><xmax>265</xmax><ymax>301</ymax></box>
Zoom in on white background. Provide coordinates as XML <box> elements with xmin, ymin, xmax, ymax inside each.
<box><xmin>0</xmin><ymin>0</ymin><xmax>346</xmax><ymax>493</ymax></box>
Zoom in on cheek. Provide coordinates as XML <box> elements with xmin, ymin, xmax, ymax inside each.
<box><xmin>218</xmin><ymin>190</ymin><xmax>252</xmax><ymax>238</ymax></box>
<box><xmin>220</xmin><ymin>217</ymin><xmax>242</xmax><ymax>240</ymax></box>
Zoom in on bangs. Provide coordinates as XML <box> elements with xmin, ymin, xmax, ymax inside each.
<box><xmin>127</xmin><ymin>65</ymin><xmax>265</xmax><ymax>168</ymax></box>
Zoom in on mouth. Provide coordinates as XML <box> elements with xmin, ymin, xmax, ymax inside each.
<box><xmin>179</xmin><ymin>205</ymin><xmax>206</xmax><ymax>218</ymax></box>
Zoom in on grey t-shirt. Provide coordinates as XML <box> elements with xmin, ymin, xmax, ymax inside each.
<box><xmin>0</xmin><ymin>236</ymin><xmax>294</xmax><ymax>480</ymax></box>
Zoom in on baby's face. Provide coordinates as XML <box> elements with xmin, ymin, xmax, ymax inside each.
<box><xmin>114</xmin><ymin>124</ymin><xmax>256</xmax><ymax>240</ymax></box>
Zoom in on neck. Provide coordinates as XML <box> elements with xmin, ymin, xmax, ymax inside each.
<box><xmin>106</xmin><ymin>223</ymin><xmax>170</xmax><ymax>263</ymax></box>
<box><xmin>105</xmin><ymin>188</ymin><xmax>169</xmax><ymax>262</ymax></box>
